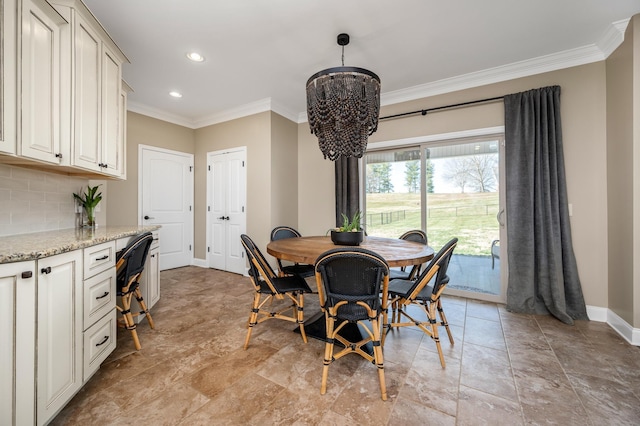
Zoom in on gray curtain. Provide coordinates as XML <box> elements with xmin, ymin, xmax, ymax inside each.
<box><xmin>504</xmin><ymin>86</ymin><xmax>588</xmax><ymax>324</ymax></box>
<box><xmin>335</xmin><ymin>156</ymin><xmax>360</xmax><ymax>227</ymax></box>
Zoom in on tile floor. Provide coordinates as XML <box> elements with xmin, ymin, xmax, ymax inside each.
<box><xmin>52</xmin><ymin>266</ymin><xmax>640</xmax><ymax>425</ymax></box>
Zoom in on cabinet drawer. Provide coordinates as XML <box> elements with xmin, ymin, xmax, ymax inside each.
<box><xmin>84</xmin><ymin>241</ymin><xmax>116</xmax><ymax>278</ymax></box>
<box><xmin>83</xmin><ymin>267</ymin><xmax>116</xmax><ymax>329</ymax></box>
<box><xmin>83</xmin><ymin>310</ymin><xmax>117</xmax><ymax>382</ymax></box>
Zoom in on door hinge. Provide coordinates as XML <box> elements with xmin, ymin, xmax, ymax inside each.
<box><xmin>189</xmin><ymin>245</ymin><xmax>192</xmax><ymax>251</ymax></box>
<box><xmin>189</xmin><ymin>166</ymin><xmax>193</xmax><ymax>172</ymax></box>
<box><xmin>241</xmin><ymin>252</ymin><xmax>244</xmax><ymax>258</ymax></box>
<box><xmin>189</xmin><ymin>205</ymin><xmax>192</xmax><ymax>211</ymax></box>
<box><xmin>207</xmin><ymin>247</ymin><xmax>210</xmax><ymax>253</ymax></box>
<box><xmin>208</xmin><ymin>206</ymin><xmax>210</xmax><ymax>212</ymax></box>
<box><xmin>208</xmin><ymin>165</ymin><xmax>211</xmax><ymax>171</ymax></box>
<box><xmin>242</xmin><ymin>206</ymin><xmax>244</xmax><ymax>212</ymax></box>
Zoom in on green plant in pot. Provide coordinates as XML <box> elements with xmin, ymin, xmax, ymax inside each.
<box><xmin>73</xmin><ymin>185</ymin><xmax>102</xmax><ymax>228</ymax></box>
<box><xmin>330</xmin><ymin>210</ymin><xmax>364</xmax><ymax>246</ymax></box>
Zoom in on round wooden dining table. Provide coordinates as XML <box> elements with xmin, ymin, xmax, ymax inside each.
<box><xmin>267</xmin><ymin>235</ymin><xmax>434</xmax><ymax>268</ymax></box>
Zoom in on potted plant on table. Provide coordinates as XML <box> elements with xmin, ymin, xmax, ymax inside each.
<box><xmin>73</xmin><ymin>185</ymin><xmax>102</xmax><ymax>228</ymax></box>
<box><xmin>330</xmin><ymin>210</ymin><xmax>364</xmax><ymax>246</ymax></box>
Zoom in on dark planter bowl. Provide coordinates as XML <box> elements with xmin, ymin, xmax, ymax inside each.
<box><xmin>330</xmin><ymin>230</ymin><xmax>364</xmax><ymax>246</ymax></box>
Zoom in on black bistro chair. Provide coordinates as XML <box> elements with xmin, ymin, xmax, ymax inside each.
<box><xmin>314</xmin><ymin>247</ymin><xmax>390</xmax><ymax>400</ymax></box>
<box><xmin>389</xmin><ymin>229</ymin><xmax>428</xmax><ymax>281</ymax></box>
<box><xmin>270</xmin><ymin>226</ymin><xmax>315</xmax><ymax>278</ymax></box>
<box><xmin>115</xmin><ymin>232</ymin><xmax>155</xmax><ymax>350</ymax></box>
<box><xmin>387</xmin><ymin>238</ymin><xmax>458</xmax><ymax>368</ymax></box>
<box><xmin>240</xmin><ymin>234</ymin><xmax>312</xmax><ymax>349</ymax></box>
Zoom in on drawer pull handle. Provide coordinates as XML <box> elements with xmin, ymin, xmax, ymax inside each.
<box><xmin>95</xmin><ymin>255</ymin><xmax>109</xmax><ymax>261</ymax></box>
<box><xmin>96</xmin><ymin>291</ymin><xmax>110</xmax><ymax>300</ymax></box>
<box><xmin>21</xmin><ymin>271</ymin><xmax>33</xmax><ymax>279</ymax></box>
<box><xmin>96</xmin><ymin>336</ymin><xmax>109</xmax><ymax>346</ymax></box>
<box><xmin>40</xmin><ymin>267</ymin><xmax>51</xmax><ymax>274</ymax></box>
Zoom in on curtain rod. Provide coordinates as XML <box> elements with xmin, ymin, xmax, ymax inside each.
<box><xmin>379</xmin><ymin>95</ymin><xmax>504</xmax><ymax>121</ymax></box>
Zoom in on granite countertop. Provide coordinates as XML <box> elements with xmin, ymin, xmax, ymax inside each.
<box><xmin>0</xmin><ymin>226</ymin><xmax>161</xmax><ymax>264</ymax></box>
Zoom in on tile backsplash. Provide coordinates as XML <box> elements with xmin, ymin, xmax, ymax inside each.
<box><xmin>0</xmin><ymin>163</ymin><xmax>90</xmax><ymax>236</ymax></box>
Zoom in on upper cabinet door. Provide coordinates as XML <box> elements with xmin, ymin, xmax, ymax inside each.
<box><xmin>73</xmin><ymin>16</ymin><xmax>101</xmax><ymax>172</ymax></box>
<box><xmin>0</xmin><ymin>0</ymin><xmax>17</xmax><ymax>155</ymax></box>
<box><xmin>101</xmin><ymin>45</ymin><xmax>123</xmax><ymax>177</ymax></box>
<box><xmin>19</xmin><ymin>0</ymin><xmax>68</xmax><ymax>164</ymax></box>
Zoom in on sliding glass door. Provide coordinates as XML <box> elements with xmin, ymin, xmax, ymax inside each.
<box><xmin>363</xmin><ymin>135</ymin><xmax>506</xmax><ymax>302</ymax></box>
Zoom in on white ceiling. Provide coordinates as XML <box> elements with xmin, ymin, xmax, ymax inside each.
<box><xmin>82</xmin><ymin>0</ymin><xmax>640</xmax><ymax>128</ymax></box>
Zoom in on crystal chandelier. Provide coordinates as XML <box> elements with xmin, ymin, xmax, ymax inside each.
<box><xmin>306</xmin><ymin>33</ymin><xmax>381</xmax><ymax>161</ymax></box>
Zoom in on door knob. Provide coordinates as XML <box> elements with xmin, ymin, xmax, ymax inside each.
<box><xmin>144</xmin><ymin>215</ymin><xmax>155</xmax><ymax>220</ymax></box>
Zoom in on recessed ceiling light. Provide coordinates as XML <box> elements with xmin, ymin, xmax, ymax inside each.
<box><xmin>186</xmin><ymin>52</ymin><xmax>205</xmax><ymax>62</ymax></box>
<box><xmin>169</xmin><ymin>91</ymin><xmax>182</xmax><ymax>98</ymax></box>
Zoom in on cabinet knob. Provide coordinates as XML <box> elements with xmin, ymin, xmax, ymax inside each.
<box><xmin>40</xmin><ymin>266</ymin><xmax>52</xmax><ymax>274</ymax></box>
<box><xmin>144</xmin><ymin>215</ymin><xmax>155</xmax><ymax>220</ymax></box>
<box><xmin>55</xmin><ymin>153</ymin><xmax>62</xmax><ymax>159</ymax></box>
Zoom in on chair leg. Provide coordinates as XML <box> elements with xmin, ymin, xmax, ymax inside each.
<box><xmin>297</xmin><ymin>292</ymin><xmax>308</xmax><ymax>344</ymax></box>
<box><xmin>244</xmin><ymin>292</ymin><xmax>261</xmax><ymax>350</ymax></box>
<box><xmin>437</xmin><ymin>299</ymin><xmax>454</xmax><ymax>345</ymax></box>
<box><xmin>371</xmin><ymin>317</ymin><xmax>387</xmax><ymax>401</ymax></box>
<box><xmin>134</xmin><ymin>287</ymin><xmax>155</xmax><ymax>329</ymax></box>
<box><xmin>320</xmin><ymin>313</ymin><xmax>336</xmax><ymax>395</ymax></box>
<box><xmin>118</xmin><ymin>293</ymin><xmax>142</xmax><ymax>351</ymax></box>
<box><xmin>428</xmin><ymin>302</ymin><xmax>446</xmax><ymax>368</ymax></box>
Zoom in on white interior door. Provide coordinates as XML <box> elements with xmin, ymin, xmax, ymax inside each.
<box><xmin>207</xmin><ymin>148</ymin><xmax>246</xmax><ymax>274</ymax></box>
<box><xmin>140</xmin><ymin>145</ymin><xmax>193</xmax><ymax>270</ymax></box>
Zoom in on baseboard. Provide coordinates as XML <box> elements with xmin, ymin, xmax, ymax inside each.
<box><xmin>191</xmin><ymin>258</ymin><xmax>208</xmax><ymax>268</ymax></box>
<box><xmin>585</xmin><ymin>305</ymin><xmax>608</xmax><ymax>322</ymax></box>
<box><xmin>607</xmin><ymin>309</ymin><xmax>640</xmax><ymax>346</ymax></box>
<box><xmin>587</xmin><ymin>305</ymin><xmax>640</xmax><ymax>346</ymax></box>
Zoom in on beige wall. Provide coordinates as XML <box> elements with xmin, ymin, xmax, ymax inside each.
<box><xmin>106</xmin><ymin>112</ymin><xmax>195</xmax><ymax>226</ymax></box>
<box><xmin>270</xmin><ymin>112</ymin><xmax>299</xmax><ymax>231</ymax></box>
<box><xmin>606</xmin><ymin>15</ymin><xmax>640</xmax><ymax>327</ymax></box>
<box><xmin>298</xmin><ymin>62</ymin><xmax>609</xmax><ymax>308</ymax></box>
<box><xmin>194</xmin><ymin>112</ymin><xmax>271</xmax><ymax>259</ymax></box>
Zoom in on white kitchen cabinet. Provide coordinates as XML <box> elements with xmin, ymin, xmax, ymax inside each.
<box><xmin>49</xmin><ymin>0</ymin><xmax>128</xmax><ymax>178</ymax></box>
<box><xmin>19</xmin><ymin>0</ymin><xmax>69</xmax><ymax>164</ymax></box>
<box><xmin>0</xmin><ymin>0</ymin><xmax>17</xmax><ymax>155</ymax></box>
<box><xmin>0</xmin><ymin>261</ymin><xmax>36</xmax><ymax>426</ymax></box>
<box><xmin>36</xmin><ymin>250</ymin><xmax>83</xmax><ymax>426</ymax></box>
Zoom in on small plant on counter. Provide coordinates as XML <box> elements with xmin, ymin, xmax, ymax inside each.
<box><xmin>73</xmin><ymin>185</ymin><xmax>102</xmax><ymax>227</ymax></box>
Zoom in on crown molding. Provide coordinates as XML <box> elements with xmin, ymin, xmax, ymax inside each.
<box><xmin>127</xmin><ymin>101</ymin><xmax>197</xmax><ymax>128</ymax></box>
<box><xmin>597</xmin><ymin>18</ymin><xmax>629</xmax><ymax>57</ymax></box>
<box><xmin>379</xmin><ymin>43</ymin><xmax>607</xmax><ymax>111</ymax></box>
<box><xmin>192</xmin><ymin>98</ymin><xmax>273</xmax><ymax>128</ymax></box>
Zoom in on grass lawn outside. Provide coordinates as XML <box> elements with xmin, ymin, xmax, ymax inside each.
<box><xmin>365</xmin><ymin>192</ymin><xmax>500</xmax><ymax>256</ymax></box>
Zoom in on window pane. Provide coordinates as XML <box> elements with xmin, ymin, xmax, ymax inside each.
<box><xmin>364</xmin><ymin>148</ymin><xmax>421</xmax><ymax>237</ymax></box>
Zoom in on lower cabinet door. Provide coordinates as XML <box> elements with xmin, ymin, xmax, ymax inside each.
<box><xmin>36</xmin><ymin>251</ymin><xmax>83</xmax><ymax>426</ymax></box>
<box><xmin>0</xmin><ymin>261</ymin><xmax>36</xmax><ymax>426</ymax></box>
<box><xmin>83</xmin><ymin>310</ymin><xmax>117</xmax><ymax>382</ymax></box>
